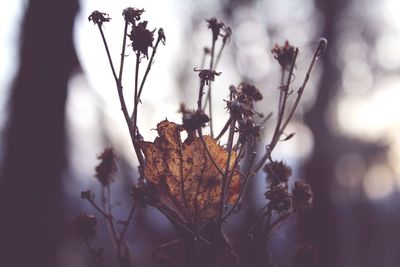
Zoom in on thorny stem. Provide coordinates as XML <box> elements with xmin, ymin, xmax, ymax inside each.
<box><xmin>138</xmin><ymin>34</ymin><xmax>163</xmax><ymax>99</ymax></box>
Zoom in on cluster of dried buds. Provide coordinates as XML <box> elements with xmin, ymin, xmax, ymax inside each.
<box><xmin>264</xmin><ymin>161</ymin><xmax>313</xmax><ymax>214</ymax></box>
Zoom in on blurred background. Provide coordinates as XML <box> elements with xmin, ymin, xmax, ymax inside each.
<box><xmin>1</xmin><ymin>0</ymin><xmax>400</xmax><ymax>266</ymax></box>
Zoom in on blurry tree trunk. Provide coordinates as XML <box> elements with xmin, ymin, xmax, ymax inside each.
<box><xmin>299</xmin><ymin>0</ymin><xmax>345</xmax><ymax>266</ymax></box>
<box><xmin>0</xmin><ymin>0</ymin><xmax>79</xmax><ymax>266</ymax></box>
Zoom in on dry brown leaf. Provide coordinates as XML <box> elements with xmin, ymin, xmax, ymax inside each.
<box><xmin>140</xmin><ymin>120</ymin><xmax>240</xmax><ymax>225</ymax></box>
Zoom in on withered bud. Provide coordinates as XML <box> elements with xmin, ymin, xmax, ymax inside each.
<box><xmin>88</xmin><ymin>11</ymin><xmax>111</xmax><ymax>26</ymax></box>
<box><xmin>194</xmin><ymin>68</ymin><xmax>221</xmax><ymax>85</ymax></box>
<box><xmin>204</xmin><ymin>47</ymin><xmax>211</xmax><ymax>54</ymax></box>
<box><xmin>240</xmin><ymin>82</ymin><xmax>263</xmax><ymax>101</ymax></box>
<box><xmin>271</xmin><ymin>40</ymin><xmax>296</xmax><ymax>69</ymax></box>
<box><xmin>292</xmin><ymin>181</ymin><xmax>313</xmax><ymax>212</ymax></box>
<box><xmin>182</xmin><ymin>110</ymin><xmax>210</xmax><ymax>131</ymax></box>
<box><xmin>129</xmin><ymin>21</ymin><xmax>155</xmax><ymax>58</ymax></box>
<box><xmin>265</xmin><ymin>183</ymin><xmax>292</xmax><ymax>214</ymax></box>
<box><xmin>95</xmin><ymin>148</ymin><xmax>117</xmax><ymax>187</ymax></box>
<box><xmin>263</xmin><ymin>160</ymin><xmax>292</xmax><ymax>186</ymax></box>
<box><xmin>73</xmin><ymin>212</ymin><xmax>97</xmax><ymax>241</ymax></box>
<box><xmin>158</xmin><ymin>28</ymin><xmax>166</xmax><ymax>45</ymax></box>
<box><xmin>81</xmin><ymin>190</ymin><xmax>94</xmax><ymax>200</ymax></box>
<box><xmin>122</xmin><ymin>7</ymin><xmax>144</xmax><ymax>25</ymax></box>
<box><xmin>293</xmin><ymin>244</ymin><xmax>317</xmax><ymax>267</ymax></box>
<box><xmin>223</xmin><ymin>26</ymin><xmax>232</xmax><ymax>44</ymax></box>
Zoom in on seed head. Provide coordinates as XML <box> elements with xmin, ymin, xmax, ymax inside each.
<box><xmin>130</xmin><ymin>21</ymin><xmax>155</xmax><ymax>58</ymax></box>
<box><xmin>88</xmin><ymin>11</ymin><xmax>111</xmax><ymax>26</ymax></box>
<box><xmin>271</xmin><ymin>40</ymin><xmax>296</xmax><ymax>69</ymax></box>
<box><xmin>264</xmin><ymin>160</ymin><xmax>292</xmax><ymax>186</ymax></box>
<box><xmin>95</xmin><ymin>148</ymin><xmax>117</xmax><ymax>186</ymax></box>
<box><xmin>292</xmin><ymin>181</ymin><xmax>313</xmax><ymax>212</ymax></box>
<box><xmin>122</xmin><ymin>7</ymin><xmax>144</xmax><ymax>25</ymax></box>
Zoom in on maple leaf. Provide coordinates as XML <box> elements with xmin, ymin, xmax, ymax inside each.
<box><xmin>139</xmin><ymin>120</ymin><xmax>240</xmax><ymax>225</ymax></box>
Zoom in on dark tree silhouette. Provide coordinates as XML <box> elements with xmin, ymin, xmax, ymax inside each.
<box><xmin>0</xmin><ymin>0</ymin><xmax>79</xmax><ymax>266</ymax></box>
<box><xmin>299</xmin><ymin>0</ymin><xmax>344</xmax><ymax>266</ymax></box>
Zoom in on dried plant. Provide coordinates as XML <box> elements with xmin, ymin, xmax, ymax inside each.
<box><xmin>77</xmin><ymin>8</ymin><xmax>327</xmax><ymax>267</ymax></box>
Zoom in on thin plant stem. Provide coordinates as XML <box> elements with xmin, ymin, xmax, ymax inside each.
<box><xmin>217</xmin><ymin>206</ymin><xmax>272</xmax><ymax>265</ymax></box>
<box><xmin>216</xmin><ymin>117</ymin><xmax>232</xmax><ymax>141</ymax></box>
<box><xmin>96</xmin><ymin>22</ymin><xmax>145</xmax><ymax>169</ymax></box>
<box><xmin>138</xmin><ymin>35</ymin><xmax>163</xmax><ymax>99</ymax></box>
<box><xmin>118</xmin><ymin>21</ymin><xmax>129</xmax><ymax>82</ymax></box>
<box><xmin>270</xmin><ymin>48</ymin><xmax>299</xmax><ymax>150</ymax></box>
<box><xmin>252</xmin><ymin>39</ymin><xmax>326</xmax><ymax>173</ymax></box>
<box><xmin>118</xmin><ymin>201</ymin><xmax>136</xmax><ymax>242</ymax></box>
<box><xmin>85</xmin><ymin>240</ymin><xmax>103</xmax><ymax>267</ymax></box>
<box><xmin>132</xmin><ymin>53</ymin><xmax>140</xmax><ymax>140</ymax></box>
<box><xmin>219</xmin><ymin>116</ymin><xmax>236</xmax><ymax>219</ymax></box>
<box><xmin>214</xmin><ymin>41</ymin><xmax>226</xmax><ymax>70</ymax></box>
<box><xmin>97</xmin><ymin>24</ymin><xmax>118</xmax><ymax>81</ymax></box>
<box><xmin>101</xmin><ymin>186</ymin><xmax>118</xmax><ymax>252</ymax></box>
<box><xmin>86</xmin><ymin>197</ymin><xmax>108</xmax><ymax>219</ymax></box>
<box><xmin>197</xmin><ymin>129</ymin><xmax>225</xmax><ymax>177</ymax></box>
<box><xmin>279</xmin><ymin>38</ymin><xmax>327</xmax><ymax>135</ymax></box>
<box><xmin>222</xmin><ymin>151</ymin><xmax>256</xmax><ymax>220</ymax></box>
<box><xmin>207</xmin><ymin>35</ymin><xmax>217</xmax><ymax>137</ymax></box>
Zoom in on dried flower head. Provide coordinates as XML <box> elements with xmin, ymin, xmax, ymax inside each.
<box><xmin>292</xmin><ymin>181</ymin><xmax>313</xmax><ymax>212</ymax></box>
<box><xmin>293</xmin><ymin>244</ymin><xmax>317</xmax><ymax>267</ymax></box>
<box><xmin>181</xmin><ymin>109</ymin><xmax>210</xmax><ymax>131</ymax></box>
<box><xmin>264</xmin><ymin>160</ymin><xmax>292</xmax><ymax>186</ymax></box>
<box><xmin>265</xmin><ymin>183</ymin><xmax>292</xmax><ymax>214</ymax></box>
<box><xmin>239</xmin><ymin>82</ymin><xmax>263</xmax><ymax>101</ymax></box>
<box><xmin>207</xmin><ymin>18</ymin><xmax>225</xmax><ymax>41</ymax></box>
<box><xmin>73</xmin><ymin>212</ymin><xmax>98</xmax><ymax>241</ymax></box>
<box><xmin>81</xmin><ymin>190</ymin><xmax>95</xmax><ymax>200</ymax></box>
<box><xmin>129</xmin><ymin>21</ymin><xmax>155</xmax><ymax>58</ymax></box>
<box><xmin>271</xmin><ymin>40</ymin><xmax>296</xmax><ymax>69</ymax></box>
<box><xmin>88</xmin><ymin>11</ymin><xmax>111</xmax><ymax>26</ymax></box>
<box><xmin>194</xmin><ymin>68</ymin><xmax>222</xmax><ymax>85</ymax></box>
<box><xmin>95</xmin><ymin>148</ymin><xmax>117</xmax><ymax>186</ymax></box>
<box><xmin>122</xmin><ymin>7</ymin><xmax>144</xmax><ymax>25</ymax></box>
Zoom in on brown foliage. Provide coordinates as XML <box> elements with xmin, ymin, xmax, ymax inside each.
<box><xmin>140</xmin><ymin>120</ymin><xmax>240</xmax><ymax>225</ymax></box>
